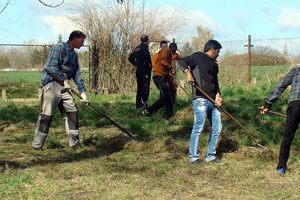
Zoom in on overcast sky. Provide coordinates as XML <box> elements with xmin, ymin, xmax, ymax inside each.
<box><xmin>1</xmin><ymin>0</ymin><xmax>300</xmax><ymax>44</ymax></box>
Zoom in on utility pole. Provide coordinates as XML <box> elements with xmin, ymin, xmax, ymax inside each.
<box><xmin>244</xmin><ymin>35</ymin><xmax>254</xmax><ymax>83</ymax></box>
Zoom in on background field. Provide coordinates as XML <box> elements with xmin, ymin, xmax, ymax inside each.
<box><xmin>1</xmin><ymin>65</ymin><xmax>300</xmax><ymax>199</ymax></box>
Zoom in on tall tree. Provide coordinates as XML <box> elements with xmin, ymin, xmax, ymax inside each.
<box><xmin>191</xmin><ymin>25</ymin><xmax>214</xmax><ymax>52</ymax></box>
<box><xmin>57</xmin><ymin>34</ymin><xmax>63</xmax><ymax>43</ymax></box>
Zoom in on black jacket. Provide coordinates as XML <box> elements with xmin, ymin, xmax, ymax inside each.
<box><xmin>128</xmin><ymin>43</ymin><xmax>152</xmax><ymax>72</ymax></box>
<box><xmin>178</xmin><ymin>52</ymin><xmax>221</xmax><ymax>100</ymax></box>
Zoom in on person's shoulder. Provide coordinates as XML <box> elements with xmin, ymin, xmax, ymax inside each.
<box><xmin>134</xmin><ymin>45</ymin><xmax>142</xmax><ymax>52</ymax></box>
<box><xmin>172</xmin><ymin>53</ymin><xmax>179</xmax><ymax>60</ymax></box>
<box><xmin>52</xmin><ymin>43</ymin><xmax>65</xmax><ymax>51</ymax></box>
<box><xmin>291</xmin><ymin>66</ymin><xmax>300</xmax><ymax>71</ymax></box>
<box><xmin>188</xmin><ymin>51</ymin><xmax>203</xmax><ymax>56</ymax></box>
<box><xmin>161</xmin><ymin>48</ymin><xmax>171</xmax><ymax>53</ymax></box>
<box><xmin>289</xmin><ymin>67</ymin><xmax>300</xmax><ymax>73</ymax></box>
<box><xmin>287</xmin><ymin>67</ymin><xmax>300</xmax><ymax>76</ymax></box>
<box><xmin>186</xmin><ymin>51</ymin><xmax>204</xmax><ymax>59</ymax></box>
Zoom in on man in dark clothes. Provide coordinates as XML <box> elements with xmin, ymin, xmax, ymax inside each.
<box><xmin>128</xmin><ymin>35</ymin><xmax>152</xmax><ymax>113</ymax></box>
<box><xmin>260</xmin><ymin>67</ymin><xmax>300</xmax><ymax>174</ymax></box>
<box><xmin>178</xmin><ymin>40</ymin><xmax>223</xmax><ymax>165</ymax></box>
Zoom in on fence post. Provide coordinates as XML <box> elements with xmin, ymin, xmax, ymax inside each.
<box><xmin>2</xmin><ymin>89</ymin><xmax>7</xmax><ymax>100</ymax></box>
<box><xmin>43</xmin><ymin>45</ymin><xmax>46</xmax><ymax>65</ymax></box>
<box><xmin>248</xmin><ymin>35</ymin><xmax>251</xmax><ymax>83</ymax></box>
<box><xmin>244</xmin><ymin>35</ymin><xmax>253</xmax><ymax>83</ymax></box>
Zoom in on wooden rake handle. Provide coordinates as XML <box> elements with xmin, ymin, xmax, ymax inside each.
<box><xmin>193</xmin><ymin>84</ymin><xmax>262</xmax><ymax>147</ymax></box>
<box><xmin>44</xmin><ymin>69</ymin><xmax>141</xmax><ymax>142</ymax></box>
<box><xmin>256</xmin><ymin>107</ymin><xmax>287</xmax><ymax>118</ymax></box>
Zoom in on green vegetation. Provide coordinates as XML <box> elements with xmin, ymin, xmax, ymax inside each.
<box><xmin>0</xmin><ymin>65</ymin><xmax>300</xmax><ymax>199</ymax></box>
<box><xmin>0</xmin><ymin>71</ymin><xmax>89</xmax><ymax>98</ymax></box>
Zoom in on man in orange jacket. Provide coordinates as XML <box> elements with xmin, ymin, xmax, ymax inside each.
<box><xmin>152</xmin><ymin>41</ymin><xmax>180</xmax><ymax>101</ymax></box>
<box><xmin>148</xmin><ymin>44</ymin><xmax>174</xmax><ymax>120</ymax></box>
<box><xmin>152</xmin><ymin>40</ymin><xmax>168</xmax><ymax>67</ymax></box>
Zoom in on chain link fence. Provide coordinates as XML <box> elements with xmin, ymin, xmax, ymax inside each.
<box><xmin>216</xmin><ymin>37</ymin><xmax>300</xmax><ymax>85</ymax></box>
<box><xmin>218</xmin><ymin>37</ymin><xmax>300</xmax><ymax>67</ymax></box>
<box><xmin>1</xmin><ymin>36</ymin><xmax>300</xmax><ymax>99</ymax></box>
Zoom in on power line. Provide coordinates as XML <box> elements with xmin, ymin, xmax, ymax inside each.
<box><xmin>0</xmin><ymin>0</ymin><xmax>10</xmax><ymax>15</ymax></box>
<box><xmin>38</xmin><ymin>0</ymin><xmax>64</xmax><ymax>8</ymax></box>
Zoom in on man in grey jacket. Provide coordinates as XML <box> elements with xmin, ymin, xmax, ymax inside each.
<box><xmin>260</xmin><ymin>67</ymin><xmax>300</xmax><ymax>174</ymax></box>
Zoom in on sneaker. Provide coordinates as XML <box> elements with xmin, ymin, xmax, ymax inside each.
<box><xmin>142</xmin><ymin>108</ymin><xmax>151</xmax><ymax>116</ymax></box>
<box><xmin>32</xmin><ymin>147</ymin><xmax>43</xmax><ymax>151</ymax></box>
<box><xmin>190</xmin><ymin>159</ymin><xmax>203</xmax><ymax>165</ymax></box>
<box><xmin>276</xmin><ymin>168</ymin><xmax>286</xmax><ymax>174</ymax></box>
<box><xmin>207</xmin><ymin>157</ymin><xmax>222</xmax><ymax>163</ymax></box>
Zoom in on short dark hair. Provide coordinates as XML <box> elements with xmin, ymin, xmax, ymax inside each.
<box><xmin>140</xmin><ymin>35</ymin><xmax>149</xmax><ymax>43</ymax></box>
<box><xmin>203</xmin><ymin>40</ymin><xmax>222</xmax><ymax>52</ymax></box>
<box><xmin>169</xmin><ymin>42</ymin><xmax>177</xmax><ymax>51</ymax></box>
<box><xmin>69</xmin><ymin>30</ymin><xmax>86</xmax><ymax>41</ymax></box>
<box><xmin>160</xmin><ymin>40</ymin><xmax>168</xmax><ymax>46</ymax></box>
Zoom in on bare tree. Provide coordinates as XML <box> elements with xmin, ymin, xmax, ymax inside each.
<box><xmin>68</xmin><ymin>0</ymin><xmax>186</xmax><ymax>94</ymax></box>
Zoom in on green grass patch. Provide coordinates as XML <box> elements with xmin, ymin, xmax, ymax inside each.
<box><xmin>0</xmin><ymin>65</ymin><xmax>300</xmax><ymax>199</ymax></box>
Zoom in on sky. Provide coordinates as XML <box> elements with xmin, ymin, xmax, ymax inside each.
<box><xmin>1</xmin><ymin>0</ymin><xmax>300</xmax><ymax>44</ymax></box>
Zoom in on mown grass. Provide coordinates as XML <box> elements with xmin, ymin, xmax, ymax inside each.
<box><xmin>0</xmin><ymin>65</ymin><xmax>300</xmax><ymax>199</ymax></box>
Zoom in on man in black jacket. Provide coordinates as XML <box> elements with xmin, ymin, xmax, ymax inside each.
<box><xmin>128</xmin><ymin>35</ymin><xmax>152</xmax><ymax>112</ymax></box>
<box><xmin>178</xmin><ymin>40</ymin><xmax>222</xmax><ymax>165</ymax></box>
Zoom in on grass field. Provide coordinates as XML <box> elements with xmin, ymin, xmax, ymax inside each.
<box><xmin>0</xmin><ymin>71</ymin><xmax>89</xmax><ymax>98</ymax></box>
<box><xmin>1</xmin><ymin>65</ymin><xmax>300</xmax><ymax>199</ymax></box>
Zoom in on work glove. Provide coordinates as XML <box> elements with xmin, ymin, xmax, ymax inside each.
<box><xmin>80</xmin><ymin>92</ymin><xmax>89</xmax><ymax>104</ymax></box>
<box><xmin>64</xmin><ymin>79</ymin><xmax>71</xmax><ymax>90</ymax></box>
<box><xmin>171</xmin><ymin>68</ymin><xmax>176</xmax><ymax>75</ymax></box>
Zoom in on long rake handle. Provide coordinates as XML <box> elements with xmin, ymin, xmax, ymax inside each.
<box><xmin>256</xmin><ymin>107</ymin><xmax>287</xmax><ymax>118</ymax></box>
<box><xmin>44</xmin><ymin>69</ymin><xmax>140</xmax><ymax>142</ymax></box>
<box><xmin>193</xmin><ymin>85</ymin><xmax>262</xmax><ymax>147</ymax></box>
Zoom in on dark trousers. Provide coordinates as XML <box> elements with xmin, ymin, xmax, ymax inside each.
<box><xmin>149</xmin><ymin>75</ymin><xmax>174</xmax><ymax>117</ymax></box>
<box><xmin>136</xmin><ymin>70</ymin><xmax>151</xmax><ymax>109</ymax></box>
<box><xmin>277</xmin><ymin>105</ymin><xmax>300</xmax><ymax>170</ymax></box>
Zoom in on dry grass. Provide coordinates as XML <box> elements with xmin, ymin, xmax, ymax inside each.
<box><xmin>0</xmin><ymin>121</ymin><xmax>299</xmax><ymax>200</ymax></box>
<box><xmin>1</xmin><ymin>112</ymin><xmax>298</xmax><ymax>199</ymax></box>
<box><xmin>1</xmin><ymin>141</ymin><xmax>300</xmax><ymax>200</ymax></box>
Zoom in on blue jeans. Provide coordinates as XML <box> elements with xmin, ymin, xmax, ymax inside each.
<box><xmin>189</xmin><ymin>98</ymin><xmax>222</xmax><ymax>163</ymax></box>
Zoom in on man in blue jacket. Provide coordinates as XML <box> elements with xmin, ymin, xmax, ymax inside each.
<box><xmin>32</xmin><ymin>30</ymin><xmax>88</xmax><ymax>150</ymax></box>
<box><xmin>178</xmin><ymin>40</ymin><xmax>223</xmax><ymax>165</ymax></box>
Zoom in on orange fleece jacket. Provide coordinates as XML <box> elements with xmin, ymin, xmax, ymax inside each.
<box><xmin>152</xmin><ymin>52</ymin><xmax>158</xmax><ymax>67</ymax></box>
<box><xmin>153</xmin><ymin>48</ymin><xmax>173</xmax><ymax>76</ymax></box>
